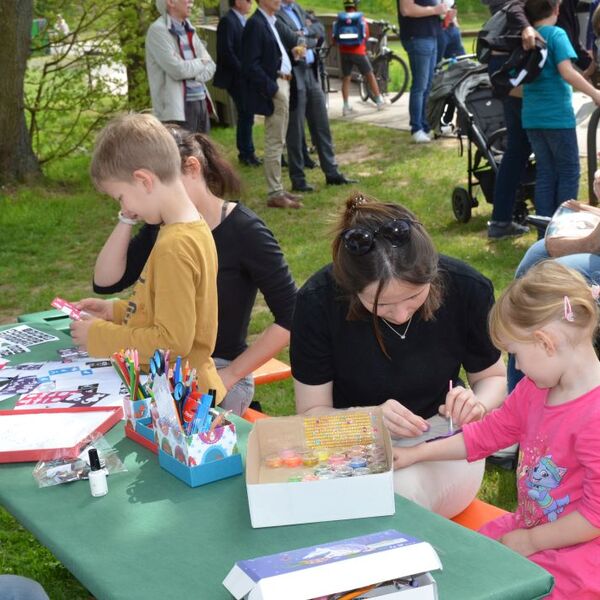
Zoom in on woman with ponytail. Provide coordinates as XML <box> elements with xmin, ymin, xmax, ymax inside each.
<box><xmin>290</xmin><ymin>194</ymin><xmax>506</xmax><ymax>516</ymax></box>
<box><xmin>93</xmin><ymin>125</ymin><xmax>297</xmax><ymax>416</ymax></box>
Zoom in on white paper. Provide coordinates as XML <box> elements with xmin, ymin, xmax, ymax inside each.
<box><xmin>0</xmin><ymin>411</ymin><xmax>115</xmax><ymax>452</ymax></box>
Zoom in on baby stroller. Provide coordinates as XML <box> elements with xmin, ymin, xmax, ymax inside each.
<box><xmin>450</xmin><ymin>66</ymin><xmax>536</xmax><ymax>223</ymax></box>
<box><xmin>426</xmin><ymin>55</ymin><xmax>480</xmax><ymax>137</ymax></box>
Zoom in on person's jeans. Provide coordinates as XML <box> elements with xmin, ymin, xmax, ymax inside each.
<box><xmin>403</xmin><ymin>36</ymin><xmax>437</xmax><ymax>134</ymax></box>
<box><xmin>507</xmin><ymin>239</ymin><xmax>600</xmax><ymax>390</ymax></box>
<box><xmin>487</xmin><ymin>56</ymin><xmax>531</xmax><ymax>223</ymax></box>
<box><xmin>526</xmin><ymin>128</ymin><xmax>580</xmax><ymax>218</ymax></box>
<box><xmin>229</xmin><ymin>88</ymin><xmax>256</xmax><ymax>160</ymax></box>
<box><xmin>213</xmin><ymin>357</ymin><xmax>255</xmax><ymax>416</ymax></box>
<box><xmin>436</xmin><ymin>25</ymin><xmax>465</xmax><ymax>63</ymax></box>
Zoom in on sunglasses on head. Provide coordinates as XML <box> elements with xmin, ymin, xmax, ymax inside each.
<box><xmin>341</xmin><ymin>218</ymin><xmax>418</xmax><ymax>256</ymax></box>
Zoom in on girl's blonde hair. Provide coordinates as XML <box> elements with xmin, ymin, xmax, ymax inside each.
<box><xmin>489</xmin><ymin>261</ymin><xmax>599</xmax><ymax>350</ymax></box>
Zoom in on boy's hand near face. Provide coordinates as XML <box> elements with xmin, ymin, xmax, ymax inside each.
<box><xmin>74</xmin><ymin>298</ymin><xmax>114</xmax><ymax>321</ymax></box>
<box><xmin>70</xmin><ymin>316</ymin><xmax>98</xmax><ymax>350</ymax></box>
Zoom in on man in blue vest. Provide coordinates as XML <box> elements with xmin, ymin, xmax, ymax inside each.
<box><xmin>214</xmin><ymin>0</ymin><xmax>262</xmax><ymax>167</ymax></box>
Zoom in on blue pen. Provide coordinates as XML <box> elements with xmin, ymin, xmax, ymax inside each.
<box><xmin>174</xmin><ymin>356</ymin><xmax>182</xmax><ymax>385</ymax></box>
<box><xmin>187</xmin><ymin>393</ymin><xmax>213</xmax><ymax>435</ymax></box>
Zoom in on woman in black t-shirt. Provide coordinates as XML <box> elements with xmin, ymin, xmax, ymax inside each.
<box><xmin>92</xmin><ymin>127</ymin><xmax>297</xmax><ymax>416</ymax></box>
<box><xmin>290</xmin><ymin>195</ymin><xmax>506</xmax><ymax>517</ymax></box>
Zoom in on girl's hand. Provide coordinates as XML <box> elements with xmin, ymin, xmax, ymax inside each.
<box><xmin>75</xmin><ymin>298</ymin><xmax>113</xmax><ymax>322</ymax></box>
<box><xmin>439</xmin><ymin>385</ymin><xmax>486</xmax><ymax>426</ymax></box>
<box><xmin>500</xmin><ymin>528</ymin><xmax>537</xmax><ymax>557</ymax></box>
<box><xmin>392</xmin><ymin>446</ymin><xmax>421</xmax><ymax>470</ymax></box>
<box><xmin>381</xmin><ymin>399</ymin><xmax>429</xmax><ymax>438</ymax></box>
<box><xmin>70</xmin><ymin>316</ymin><xmax>97</xmax><ymax>351</ymax></box>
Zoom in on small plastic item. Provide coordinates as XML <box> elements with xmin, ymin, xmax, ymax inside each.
<box><xmin>349</xmin><ymin>456</ymin><xmax>368</xmax><ymax>469</ymax></box>
<box><xmin>283</xmin><ymin>454</ymin><xmax>303</xmax><ymax>468</ymax></box>
<box><xmin>288</xmin><ymin>474</ymin><xmax>303</xmax><ymax>482</ymax></box>
<box><xmin>88</xmin><ymin>448</ymin><xmax>108</xmax><ymax>497</ymax></box>
<box><xmin>334</xmin><ymin>465</ymin><xmax>353</xmax><ymax>477</ymax></box>
<box><xmin>265</xmin><ymin>454</ymin><xmax>283</xmax><ymax>468</ymax></box>
<box><xmin>369</xmin><ymin>462</ymin><xmax>388</xmax><ymax>474</ymax></box>
<box><xmin>315</xmin><ymin>448</ymin><xmax>330</xmax><ymax>462</ymax></box>
<box><xmin>352</xmin><ymin>467</ymin><xmax>372</xmax><ymax>476</ymax></box>
<box><xmin>301</xmin><ymin>451</ymin><xmax>319</xmax><ymax>467</ymax></box>
<box><xmin>327</xmin><ymin>453</ymin><xmax>346</xmax><ymax>466</ymax></box>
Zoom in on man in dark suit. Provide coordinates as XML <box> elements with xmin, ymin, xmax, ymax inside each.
<box><xmin>214</xmin><ymin>0</ymin><xmax>261</xmax><ymax>167</ymax></box>
<box><xmin>242</xmin><ymin>0</ymin><xmax>303</xmax><ymax>208</ymax></box>
<box><xmin>276</xmin><ymin>0</ymin><xmax>357</xmax><ymax>192</ymax></box>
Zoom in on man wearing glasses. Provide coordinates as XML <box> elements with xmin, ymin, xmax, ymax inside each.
<box><xmin>146</xmin><ymin>0</ymin><xmax>216</xmax><ymax>133</ymax></box>
<box><xmin>242</xmin><ymin>0</ymin><xmax>304</xmax><ymax>208</ymax></box>
<box><xmin>214</xmin><ymin>0</ymin><xmax>262</xmax><ymax>167</ymax></box>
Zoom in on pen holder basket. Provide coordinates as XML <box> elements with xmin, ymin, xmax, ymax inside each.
<box><xmin>155</xmin><ymin>417</ymin><xmax>243</xmax><ymax>487</ymax></box>
<box><xmin>123</xmin><ymin>394</ymin><xmax>152</xmax><ymax>429</ymax></box>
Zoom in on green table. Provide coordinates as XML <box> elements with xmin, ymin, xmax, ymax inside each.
<box><xmin>0</xmin><ymin>323</ymin><xmax>553</xmax><ymax>600</ymax></box>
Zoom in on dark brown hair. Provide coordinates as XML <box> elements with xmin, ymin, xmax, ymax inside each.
<box><xmin>167</xmin><ymin>125</ymin><xmax>241</xmax><ymax>198</ymax></box>
<box><xmin>525</xmin><ymin>0</ymin><xmax>560</xmax><ymax>22</ymax></box>
<box><xmin>332</xmin><ymin>193</ymin><xmax>443</xmax><ymax>356</ymax></box>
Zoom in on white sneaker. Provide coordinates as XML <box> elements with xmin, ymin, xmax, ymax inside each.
<box><xmin>412</xmin><ymin>130</ymin><xmax>431</xmax><ymax>144</ymax></box>
<box><xmin>342</xmin><ymin>105</ymin><xmax>353</xmax><ymax>117</ymax></box>
<box><xmin>376</xmin><ymin>100</ymin><xmax>385</xmax><ymax>111</ymax></box>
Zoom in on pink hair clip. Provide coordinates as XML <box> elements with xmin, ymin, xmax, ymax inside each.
<box><xmin>563</xmin><ymin>296</ymin><xmax>575</xmax><ymax>322</ymax></box>
<box><xmin>591</xmin><ymin>284</ymin><xmax>600</xmax><ymax>301</ymax></box>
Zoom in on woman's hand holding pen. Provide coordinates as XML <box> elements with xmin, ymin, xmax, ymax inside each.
<box><xmin>500</xmin><ymin>528</ymin><xmax>537</xmax><ymax>557</ymax></box>
<box><xmin>381</xmin><ymin>399</ymin><xmax>429</xmax><ymax>438</ymax></box>
<box><xmin>439</xmin><ymin>385</ymin><xmax>485</xmax><ymax>427</ymax></box>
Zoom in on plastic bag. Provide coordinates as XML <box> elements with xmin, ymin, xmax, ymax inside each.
<box><xmin>33</xmin><ymin>434</ymin><xmax>127</xmax><ymax>488</ymax></box>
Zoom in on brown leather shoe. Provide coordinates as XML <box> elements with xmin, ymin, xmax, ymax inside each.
<box><xmin>267</xmin><ymin>192</ymin><xmax>303</xmax><ymax>209</ymax></box>
<box><xmin>283</xmin><ymin>190</ymin><xmax>304</xmax><ymax>202</ymax></box>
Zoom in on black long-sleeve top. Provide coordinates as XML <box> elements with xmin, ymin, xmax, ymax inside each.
<box><xmin>93</xmin><ymin>203</ymin><xmax>298</xmax><ymax>361</ymax></box>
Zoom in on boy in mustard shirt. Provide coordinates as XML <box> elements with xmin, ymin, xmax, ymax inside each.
<box><xmin>70</xmin><ymin>113</ymin><xmax>225</xmax><ymax>402</ymax></box>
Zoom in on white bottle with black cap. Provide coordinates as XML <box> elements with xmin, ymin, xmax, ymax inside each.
<box><xmin>88</xmin><ymin>447</ymin><xmax>108</xmax><ymax>497</ymax></box>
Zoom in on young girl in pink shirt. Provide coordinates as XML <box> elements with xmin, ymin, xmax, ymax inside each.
<box><xmin>393</xmin><ymin>260</ymin><xmax>600</xmax><ymax>599</ymax></box>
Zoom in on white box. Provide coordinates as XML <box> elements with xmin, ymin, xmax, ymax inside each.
<box><xmin>223</xmin><ymin>529</ymin><xmax>442</xmax><ymax>600</ymax></box>
<box><xmin>245</xmin><ymin>409</ymin><xmax>395</xmax><ymax>528</ymax></box>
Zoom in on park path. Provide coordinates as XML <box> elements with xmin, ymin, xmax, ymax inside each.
<box><xmin>329</xmin><ymin>80</ymin><xmax>595</xmax><ymax>158</ymax></box>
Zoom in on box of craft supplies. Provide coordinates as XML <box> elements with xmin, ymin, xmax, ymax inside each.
<box><xmin>246</xmin><ymin>408</ymin><xmax>395</xmax><ymax>527</ymax></box>
<box><xmin>223</xmin><ymin>529</ymin><xmax>441</xmax><ymax>600</ymax></box>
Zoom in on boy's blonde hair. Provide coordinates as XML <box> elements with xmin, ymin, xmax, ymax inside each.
<box><xmin>489</xmin><ymin>261</ymin><xmax>599</xmax><ymax>350</ymax></box>
<box><xmin>90</xmin><ymin>113</ymin><xmax>180</xmax><ymax>187</ymax></box>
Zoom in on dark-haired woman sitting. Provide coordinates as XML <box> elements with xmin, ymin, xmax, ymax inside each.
<box><xmin>290</xmin><ymin>194</ymin><xmax>506</xmax><ymax>517</ymax></box>
<box><xmin>93</xmin><ymin>126</ymin><xmax>297</xmax><ymax>416</ymax></box>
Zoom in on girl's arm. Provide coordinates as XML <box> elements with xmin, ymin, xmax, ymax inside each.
<box><xmin>295</xmin><ymin>379</ymin><xmax>335</xmax><ymax>415</ymax></box>
<box><xmin>218</xmin><ymin>324</ymin><xmax>290</xmax><ymax>390</ymax></box>
<box><xmin>558</xmin><ymin>59</ymin><xmax>600</xmax><ymax>105</ymax></box>
<box><xmin>393</xmin><ymin>433</ymin><xmax>468</xmax><ymax>470</ymax></box>
<box><xmin>399</xmin><ymin>0</ymin><xmax>447</xmax><ymax>18</ymax></box>
<box><xmin>501</xmin><ymin>511</ymin><xmax>600</xmax><ymax>556</ymax></box>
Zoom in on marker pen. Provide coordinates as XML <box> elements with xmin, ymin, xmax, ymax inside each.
<box><xmin>88</xmin><ymin>448</ymin><xmax>108</xmax><ymax>497</ymax></box>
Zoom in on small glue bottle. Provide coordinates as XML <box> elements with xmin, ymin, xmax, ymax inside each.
<box><xmin>88</xmin><ymin>448</ymin><xmax>108</xmax><ymax>497</ymax></box>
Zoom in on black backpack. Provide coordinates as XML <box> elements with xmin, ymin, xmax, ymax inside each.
<box><xmin>476</xmin><ymin>1</ymin><xmax>520</xmax><ymax>63</ymax></box>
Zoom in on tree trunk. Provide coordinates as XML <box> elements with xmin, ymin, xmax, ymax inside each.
<box><xmin>0</xmin><ymin>1</ymin><xmax>41</xmax><ymax>184</ymax></box>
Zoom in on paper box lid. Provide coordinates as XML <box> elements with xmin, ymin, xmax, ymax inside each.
<box><xmin>223</xmin><ymin>529</ymin><xmax>442</xmax><ymax>600</ymax></box>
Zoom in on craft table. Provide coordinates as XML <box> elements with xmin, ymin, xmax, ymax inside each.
<box><xmin>0</xmin><ymin>324</ymin><xmax>554</xmax><ymax>600</ymax></box>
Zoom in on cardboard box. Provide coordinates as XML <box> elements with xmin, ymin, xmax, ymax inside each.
<box><xmin>246</xmin><ymin>409</ymin><xmax>395</xmax><ymax>528</ymax></box>
<box><xmin>223</xmin><ymin>529</ymin><xmax>442</xmax><ymax>600</ymax></box>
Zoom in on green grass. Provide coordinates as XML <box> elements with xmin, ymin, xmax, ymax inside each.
<box><xmin>4</xmin><ymin>102</ymin><xmax>586</xmax><ymax>595</ymax></box>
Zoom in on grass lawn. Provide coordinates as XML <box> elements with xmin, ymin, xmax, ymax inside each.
<box><xmin>2</xmin><ymin>91</ymin><xmax>587</xmax><ymax>594</ymax></box>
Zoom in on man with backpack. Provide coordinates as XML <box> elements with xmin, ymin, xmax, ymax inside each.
<box><xmin>333</xmin><ymin>0</ymin><xmax>385</xmax><ymax>116</ymax></box>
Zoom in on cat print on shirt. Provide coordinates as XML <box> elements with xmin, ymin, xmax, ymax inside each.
<box><xmin>526</xmin><ymin>455</ymin><xmax>570</xmax><ymax>522</ymax></box>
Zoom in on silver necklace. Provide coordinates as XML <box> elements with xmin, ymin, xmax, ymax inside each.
<box><xmin>381</xmin><ymin>316</ymin><xmax>413</xmax><ymax>340</ymax></box>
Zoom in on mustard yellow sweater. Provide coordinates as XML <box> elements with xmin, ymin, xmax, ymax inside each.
<box><xmin>88</xmin><ymin>221</ymin><xmax>225</xmax><ymax>402</ymax></box>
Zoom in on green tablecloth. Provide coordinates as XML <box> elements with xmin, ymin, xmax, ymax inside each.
<box><xmin>0</xmin><ymin>324</ymin><xmax>554</xmax><ymax>600</ymax></box>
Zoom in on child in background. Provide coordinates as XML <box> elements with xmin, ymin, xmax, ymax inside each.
<box><xmin>334</xmin><ymin>0</ymin><xmax>385</xmax><ymax>115</ymax></box>
<box><xmin>522</xmin><ymin>0</ymin><xmax>600</xmax><ymax>218</ymax></box>
<box><xmin>392</xmin><ymin>261</ymin><xmax>600</xmax><ymax>598</ymax></box>
<box><xmin>70</xmin><ymin>113</ymin><xmax>225</xmax><ymax>403</ymax></box>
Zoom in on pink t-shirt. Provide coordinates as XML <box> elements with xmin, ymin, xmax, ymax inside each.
<box><xmin>463</xmin><ymin>377</ymin><xmax>600</xmax><ymax>599</ymax></box>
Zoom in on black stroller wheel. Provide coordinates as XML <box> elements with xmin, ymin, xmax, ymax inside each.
<box><xmin>452</xmin><ymin>187</ymin><xmax>472</xmax><ymax>223</ymax></box>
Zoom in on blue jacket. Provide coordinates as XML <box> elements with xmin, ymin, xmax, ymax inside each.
<box><xmin>214</xmin><ymin>9</ymin><xmax>244</xmax><ymax>91</ymax></box>
<box><xmin>242</xmin><ymin>9</ymin><xmax>295</xmax><ymax>116</ymax></box>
